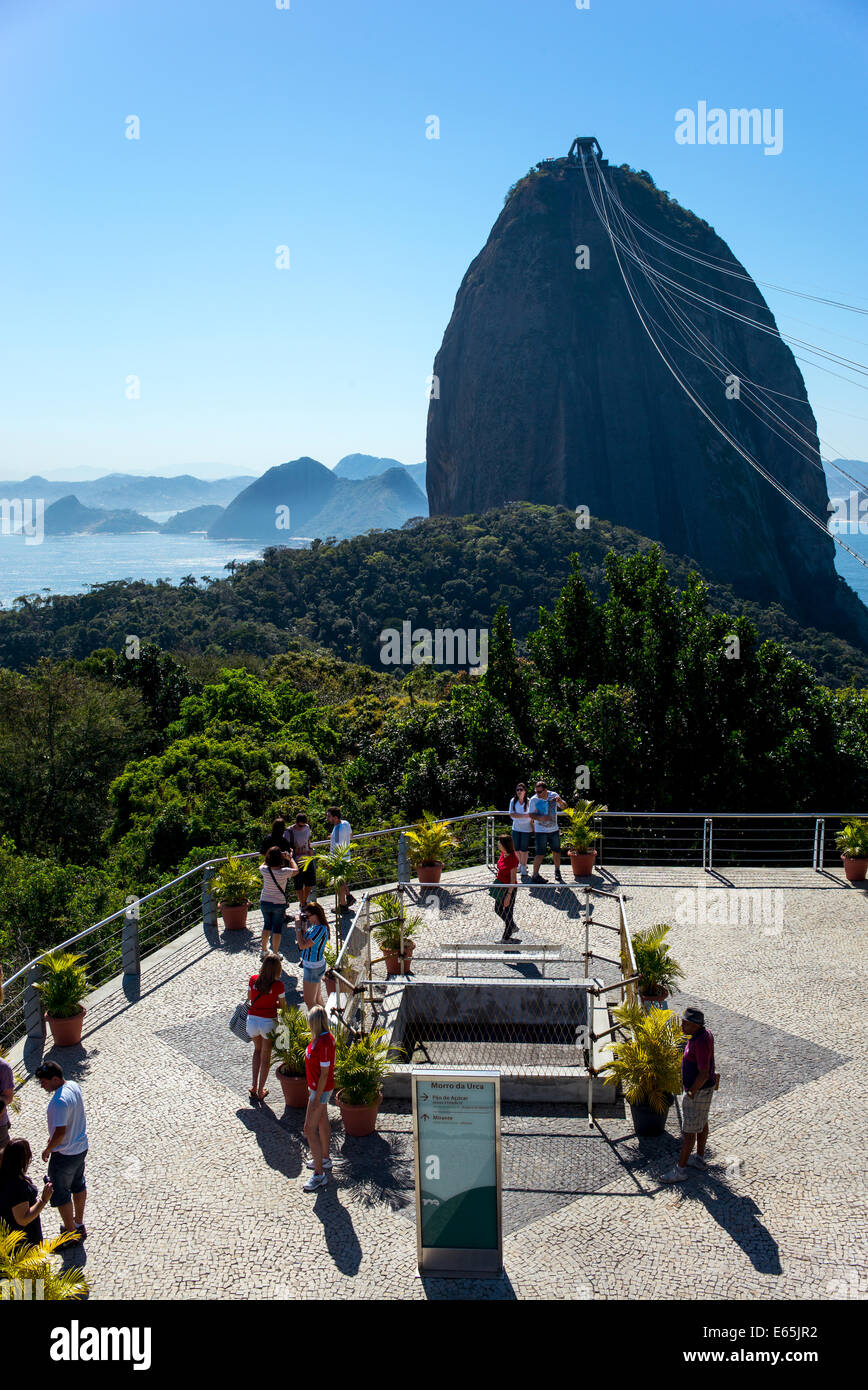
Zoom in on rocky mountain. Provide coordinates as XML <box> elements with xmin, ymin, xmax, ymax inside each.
<box><xmin>426</xmin><ymin>153</ymin><xmax>868</xmax><ymax>647</ymax></box>
<box><xmin>44</xmin><ymin>496</ymin><xmax>159</xmax><ymax>535</ymax></box>
<box><xmin>209</xmin><ymin>456</ymin><xmax>427</xmax><ymax>541</ymax></box>
<box><xmin>160</xmin><ymin>505</ymin><xmax>225</xmax><ymax>534</ymax></box>
<box><xmin>334</xmin><ymin>453</ymin><xmax>405</xmax><ymax>480</ymax></box>
<box><xmin>3</xmin><ymin>473</ymin><xmax>253</xmax><ymax>513</ymax></box>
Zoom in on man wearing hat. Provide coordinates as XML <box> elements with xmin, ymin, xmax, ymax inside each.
<box><xmin>661</xmin><ymin>1007</ymin><xmax>716</xmax><ymax>1183</ymax></box>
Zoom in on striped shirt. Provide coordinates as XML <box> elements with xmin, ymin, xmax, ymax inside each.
<box><xmin>300</xmin><ymin>918</ymin><xmax>329</xmax><ymax>965</ymax></box>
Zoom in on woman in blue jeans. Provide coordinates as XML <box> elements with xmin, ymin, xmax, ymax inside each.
<box><xmin>294</xmin><ymin>902</ymin><xmax>330</xmax><ymax>1010</ymax></box>
<box><xmin>259</xmin><ymin>845</ymin><xmax>296</xmax><ymax>958</ymax></box>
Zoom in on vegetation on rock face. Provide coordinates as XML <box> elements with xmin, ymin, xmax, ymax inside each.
<box><xmin>1</xmin><ymin>526</ymin><xmax>867</xmax><ymax>978</ymax></box>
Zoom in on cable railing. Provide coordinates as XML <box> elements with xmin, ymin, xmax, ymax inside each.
<box><xmin>1</xmin><ymin>808</ymin><xmax>861</xmax><ymax>1058</ymax></box>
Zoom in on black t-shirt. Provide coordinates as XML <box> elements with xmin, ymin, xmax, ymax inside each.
<box><xmin>0</xmin><ymin>1175</ymin><xmax>42</xmax><ymax>1244</ymax></box>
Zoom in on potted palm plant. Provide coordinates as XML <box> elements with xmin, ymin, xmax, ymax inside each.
<box><xmin>272</xmin><ymin>1003</ymin><xmax>311</xmax><ymax>1108</ymax></box>
<box><xmin>632</xmin><ymin>923</ymin><xmax>685</xmax><ymax>1006</ymax></box>
<box><xmin>404</xmin><ymin>812</ymin><xmax>459</xmax><ymax>884</ymax></box>
<box><xmin>33</xmin><ymin>952</ymin><xmax>89</xmax><ymax>1047</ymax></box>
<box><xmin>0</xmin><ymin>1222</ymin><xmax>89</xmax><ymax>1300</ymax></box>
<box><xmin>372</xmin><ymin>892</ymin><xmax>423</xmax><ymax>976</ymax></box>
<box><xmin>601</xmin><ymin>1000</ymin><xmax>684</xmax><ymax>1136</ymax></box>
<box><xmin>305</xmin><ymin>842</ymin><xmax>367</xmax><ymax>946</ymax></box>
<box><xmin>562</xmin><ymin>799</ymin><xmax>606</xmax><ymax>878</ymax></box>
<box><xmin>212</xmin><ymin>856</ymin><xmax>261</xmax><ymax>931</ymax></box>
<box><xmin>836</xmin><ymin>818</ymin><xmax>868</xmax><ymax>882</ymax></box>
<box><xmin>334</xmin><ymin>1027</ymin><xmax>393</xmax><ymax>1137</ymax></box>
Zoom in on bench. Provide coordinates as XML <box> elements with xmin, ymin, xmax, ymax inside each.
<box><xmin>442</xmin><ymin>942</ymin><xmax>563</xmax><ymax>978</ymax></box>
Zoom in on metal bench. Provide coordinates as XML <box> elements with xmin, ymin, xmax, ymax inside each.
<box><xmin>442</xmin><ymin>942</ymin><xmax>563</xmax><ymax>978</ymax></box>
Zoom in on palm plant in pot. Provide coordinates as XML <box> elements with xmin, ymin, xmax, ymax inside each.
<box><xmin>562</xmin><ymin>799</ymin><xmax>607</xmax><ymax>878</ymax></box>
<box><xmin>212</xmin><ymin>856</ymin><xmax>261</xmax><ymax>931</ymax></box>
<box><xmin>601</xmin><ymin>1001</ymin><xmax>684</xmax><ymax>1137</ymax></box>
<box><xmin>306</xmin><ymin>842</ymin><xmax>367</xmax><ymax>947</ymax></box>
<box><xmin>632</xmin><ymin>922</ymin><xmax>685</xmax><ymax>1006</ymax></box>
<box><xmin>836</xmin><ymin>818</ymin><xmax>868</xmax><ymax>882</ymax></box>
<box><xmin>404</xmin><ymin>812</ymin><xmax>458</xmax><ymax>884</ymax></box>
<box><xmin>272</xmin><ymin>1003</ymin><xmax>311</xmax><ymax>1108</ymax></box>
<box><xmin>33</xmin><ymin>952</ymin><xmax>89</xmax><ymax>1047</ymax></box>
<box><xmin>372</xmin><ymin>892</ymin><xmax>423</xmax><ymax>976</ymax></box>
<box><xmin>333</xmin><ymin>1026</ymin><xmax>393</xmax><ymax>1137</ymax></box>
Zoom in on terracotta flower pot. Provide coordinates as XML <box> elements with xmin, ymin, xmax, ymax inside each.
<box><xmin>640</xmin><ymin>988</ymin><xmax>669</xmax><ymax>1010</ymax></box>
<box><xmin>842</xmin><ymin>854</ymin><xmax>868</xmax><ymax>883</ymax></box>
<box><xmin>276</xmin><ymin>1067</ymin><xmax>309</xmax><ymax>1108</ymax></box>
<box><xmin>382</xmin><ymin>940</ymin><xmax>416</xmax><ymax>976</ymax></box>
<box><xmin>416</xmin><ymin>862</ymin><xmax>443</xmax><ymax>884</ymax></box>
<box><xmin>568</xmin><ymin>849</ymin><xmax>597</xmax><ymax>879</ymax></box>
<box><xmin>46</xmin><ymin>1007</ymin><xmax>86</xmax><ymax>1048</ymax></box>
<box><xmin>337</xmin><ymin>1090</ymin><xmax>382</xmax><ymax>1137</ymax></box>
<box><xmin>219</xmin><ymin>901</ymin><xmax>250</xmax><ymax>930</ymax></box>
<box><xmin>325</xmin><ymin>972</ymin><xmax>337</xmax><ymax>996</ymax></box>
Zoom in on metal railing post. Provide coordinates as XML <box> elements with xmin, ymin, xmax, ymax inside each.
<box><xmin>122</xmin><ymin>898</ymin><xmax>141</xmax><ymax>976</ymax></box>
<box><xmin>364</xmin><ymin>895</ymin><xmax>373</xmax><ymax>1004</ymax></box>
<box><xmin>201</xmin><ymin>864</ymin><xmax>217</xmax><ymax>932</ymax></box>
<box><xmin>399</xmin><ymin>887</ymin><xmax>407</xmax><ymax>976</ymax></box>
<box><xmin>24</xmin><ymin>964</ymin><xmax>45</xmax><ymax>1042</ymax></box>
<box><xmin>815</xmin><ymin>818</ymin><xmax>825</xmax><ymax>872</ymax></box>
<box><xmin>583</xmin><ymin>885</ymin><xmax>590</xmax><ymax>975</ymax></box>
<box><xmin>702</xmin><ymin>819</ymin><xmax>708</xmax><ymax>871</ymax></box>
<box><xmin>397</xmin><ymin>832</ymin><xmax>409</xmax><ymax>885</ymax></box>
<box><xmin>708</xmin><ymin>817</ymin><xmax>713</xmax><ymax>870</ymax></box>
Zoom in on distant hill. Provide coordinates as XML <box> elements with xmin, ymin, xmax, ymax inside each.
<box><xmin>209</xmin><ymin>456</ymin><xmax>427</xmax><ymax>540</ymax></box>
<box><xmin>3</xmin><ymin>473</ymin><xmax>254</xmax><ymax>513</ymax></box>
<box><xmin>44</xmin><ymin>496</ymin><xmax>160</xmax><ymax>535</ymax></box>
<box><xmin>160</xmin><ymin>505</ymin><xmax>225</xmax><ymax>534</ymax></box>
<box><xmin>333</xmin><ymin>454</ymin><xmax>427</xmax><ymax>496</ymax></box>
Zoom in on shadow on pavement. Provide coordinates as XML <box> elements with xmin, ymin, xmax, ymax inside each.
<box><xmin>679</xmin><ymin>1171</ymin><xmax>782</xmax><ymax>1274</ymax></box>
<box><xmin>310</xmin><ymin>1186</ymin><xmax>363</xmax><ymax>1276</ymax></box>
<box><xmin>236</xmin><ymin>1105</ymin><xmax>305</xmax><ymax>1180</ymax></box>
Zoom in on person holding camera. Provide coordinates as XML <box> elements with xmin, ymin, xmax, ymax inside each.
<box><xmin>258</xmin><ymin>844</ymin><xmax>297</xmax><ymax>958</ymax></box>
<box><xmin>294</xmin><ymin>902</ymin><xmax>330</xmax><ymax>1009</ymax></box>
<box><xmin>0</xmin><ymin>1138</ymin><xmax>52</xmax><ymax>1247</ymax></box>
<box><xmin>35</xmin><ymin>1061</ymin><xmax>88</xmax><ymax>1240</ymax></box>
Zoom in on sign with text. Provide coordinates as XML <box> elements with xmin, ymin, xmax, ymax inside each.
<box><xmin>412</xmin><ymin>1068</ymin><xmax>502</xmax><ymax>1276</ymax></box>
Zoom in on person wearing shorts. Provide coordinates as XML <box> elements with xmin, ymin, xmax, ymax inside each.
<box><xmin>302</xmin><ymin>1006</ymin><xmax>335</xmax><ymax>1192</ymax></box>
<box><xmin>246</xmin><ymin>954</ymin><xmax>285</xmax><ymax>1103</ymax></box>
<box><xmin>662</xmin><ymin>1007</ymin><xmax>717</xmax><ymax>1182</ymax></box>
<box><xmin>509</xmin><ymin>782</ymin><xmax>534</xmax><ymax>881</ymax></box>
<box><xmin>295</xmin><ymin>902</ymin><xmax>330</xmax><ymax>1010</ymax></box>
<box><xmin>259</xmin><ymin>845</ymin><xmax>296</xmax><ymax>958</ymax></box>
<box><xmin>529</xmin><ymin>780</ymin><xmax>566</xmax><ymax>883</ymax></box>
<box><xmin>35</xmin><ymin>1062</ymin><xmax>89</xmax><ymax>1240</ymax></box>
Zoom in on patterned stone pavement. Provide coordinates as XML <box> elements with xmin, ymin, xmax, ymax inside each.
<box><xmin>6</xmin><ymin>864</ymin><xmax>867</xmax><ymax>1301</ymax></box>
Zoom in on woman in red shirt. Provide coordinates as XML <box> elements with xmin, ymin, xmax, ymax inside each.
<box><xmin>303</xmin><ymin>1006</ymin><xmax>336</xmax><ymax>1192</ymax></box>
<box><xmin>246</xmin><ymin>953</ymin><xmax>285</xmax><ymax>1103</ymax></box>
<box><xmin>492</xmin><ymin>834</ymin><xmax>519</xmax><ymax>942</ymax></box>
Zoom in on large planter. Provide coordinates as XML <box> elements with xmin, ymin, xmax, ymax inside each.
<box><xmin>630</xmin><ymin>1096</ymin><xmax>673</xmax><ymax>1137</ymax></box>
<box><xmin>219</xmin><ymin>901</ymin><xmax>250</xmax><ymax>930</ymax></box>
<box><xmin>276</xmin><ymin>1067</ymin><xmax>309</xmax><ymax>1108</ymax></box>
<box><xmin>841</xmin><ymin>855</ymin><xmax>868</xmax><ymax>883</ymax></box>
<box><xmin>337</xmin><ymin>1090</ymin><xmax>382</xmax><ymax>1137</ymax></box>
<box><xmin>416</xmin><ymin>862</ymin><xmax>443</xmax><ymax>884</ymax></box>
<box><xmin>640</xmin><ymin>988</ymin><xmax>669</xmax><ymax>1011</ymax></box>
<box><xmin>46</xmin><ymin>1007</ymin><xmax>86</xmax><ymax>1048</ymax></box>
<box><xmin>382</xmin><ymin>940</ymin><xmax>416</xmax><ymax>976</ymax></box>
<box><xmin>568</xmin><ymin>849</ymin><xmax>597</xmax><ymax>879</ymax></box>
<box><xmin>325</xmin><ymin>972</ymin><xmax>337</xmax><ymax>996</ymax></box>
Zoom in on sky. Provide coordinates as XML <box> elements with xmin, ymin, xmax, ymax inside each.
<box><xmin>0</xmin><ymin>0</ymin><xmax>866</xmax><ymax>481</ymax></box>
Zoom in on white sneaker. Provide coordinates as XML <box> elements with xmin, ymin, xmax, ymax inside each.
<box><xmin>302</xmin><ymin>1172</ymin><xmax>328</xmax><ymax>1192</ymax></box>
<box><xmin>660</xmin><ymin>1165</ymin><xmax>689</xmax><ymax>1183</ymax></box>
<box><xmin>305</xmin><ymin>1158</ymin><xmax>333</xmax><ymax>1170</ymax></box>
<box><xmin>688</xmin><ymin>1154</ymin><xmax>707</xmax><ymax>1169</ymax></box>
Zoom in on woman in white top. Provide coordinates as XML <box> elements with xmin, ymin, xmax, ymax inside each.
<box><xmin>509</xmin><ymin>781</ymin><xmax>534</xmax><ymax>880</ymax></box>
<box><xmin>259</xmin><ymin>845</ymin><xmax>297</xmax><ymax>958</ymax></box>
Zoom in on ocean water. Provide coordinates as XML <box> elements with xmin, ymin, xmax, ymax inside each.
<box><xmin>0</xmin><ymin>532</ymin><xmax>268</xmax><ymax>607</ymax></box>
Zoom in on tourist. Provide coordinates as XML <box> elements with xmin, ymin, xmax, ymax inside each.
<box><xmin>492</xmin><ymin>834</ymin><xmax>520</xmax><ymax>942</ymax></box>
<box><xmin>288</xmin><ymin>812</ymin><xmax>317</xmax><ymax>909</ymax></box>
<box><xmin>0</xmin><ymin>1139</ymin><xmax>52</xmax><ymax>1247</ymax></box>
<box><xmin>509</xmin><ymin>781</ymin><xmax>535</xmax><ymax>881</ymax></box>
<box><xmin>294</xmin><ymin>903</ymin><xmax>330</xmax><ymax>1010</ymax></box>
<box><xmin>245</xmin><ymin>953</ymin><xmax>285</xmax><ymax>1103</ymax></box>
<box><xmin>326</xmin><ymin>806</ymin><xmax>355</xmax><ymax>911</ymax></box>
<box><xmin>259</xmin><ymin>844</ymin><xmax>296</xmax><ymax>958</ymax></box>
<box><xmin>35</xmin><ymin>1062</ymin><xmax>89</xmax><ymax>1240</ymax></box>
<box><xmin>529</xmin><ymin>780</ymin><xmax>566</xmax><ymax>883</ymax></box>
<box><xmin>302</xmin><ymin>1005</ymin><xmax>335</xmax><ymax>1193</ymax></box>
<box><xmin>259</xmin><ymin>816</ymin><xmax>292</xmax><ymax>857</ymax></box>
<box><xmin>0</xmin><ymin>1049</ymin><xmax>14</xmax><ymax>1152</ymax></box>
<box><xmin>661</xmin><ymin>1007</ymin><xmax>718</xmax><ymax>1183</ymax></box>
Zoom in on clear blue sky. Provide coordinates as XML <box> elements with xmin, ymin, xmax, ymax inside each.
<box><xmin>1</xmin><ymin>0</ymin><xmax>866</xmax><ymax>480</ymax></box>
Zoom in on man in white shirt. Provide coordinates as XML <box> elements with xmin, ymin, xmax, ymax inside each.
<box><xmin>529</xmin><ymin>780</ymin><xmax>566</xmax><ymax>884</ymax></box>
<box><xmin>36</xmin><ymin>1061</ymin><xmax>89</xmax><ymax>1240</ymax></box>
<box><xmin>326</xmin><ymin>806</ymin><xmax>355</xmax><ymax>911</ymax></box>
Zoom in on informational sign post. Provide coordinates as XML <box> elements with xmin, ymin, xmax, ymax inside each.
<box><xmin>412</xmin><ymin>1067</ymin><xmax>502</xmax><ymax>1276</ymax></box>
